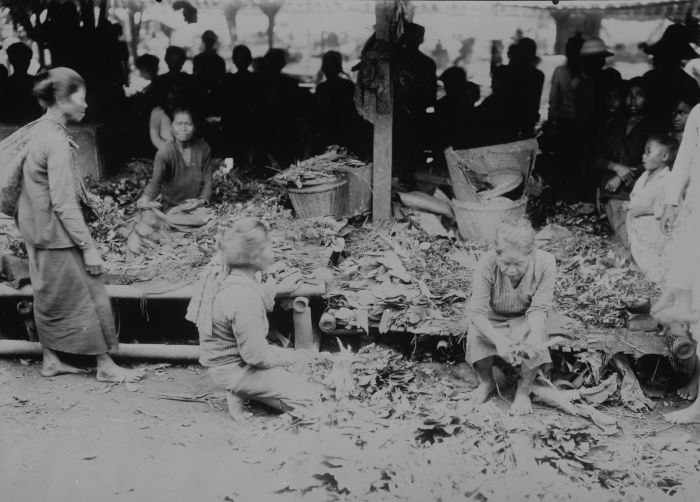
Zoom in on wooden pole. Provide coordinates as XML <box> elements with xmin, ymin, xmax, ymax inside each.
<box><xmin>372</xmin><ymin>0</ymin><xmax>395</xmax><ymax>222</ymax></box>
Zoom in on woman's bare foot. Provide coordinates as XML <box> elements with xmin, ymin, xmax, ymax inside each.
<box><xmin>664</xmin><ymin>401</ymin><xmax>700</xmax><ymax>424</ymax></box>
<box><xmin>41</xmin><ymin>361</ymin><xmax>86</xmax><ymax>377</ymax></box>
<box><xmin>95</xmin><ymin>354</ymin><xmax>144</xmax><ymax>383</ymax></box>
<box><xmin>510</xmin><ymin>391</ymin><xmax>534</xmax><ymax>415</ymax></box>
<box><xmin>226</xmin><ymin>391</ymin><xmax>249</xmax><ymax>421</ymax></box>
<box><xmin>40</xmin><ymin>347</ymin><xmax>85</xmax><ymax>377</ymax></box>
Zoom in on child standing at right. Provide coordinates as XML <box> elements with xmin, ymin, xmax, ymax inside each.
<box><xmin>626</xmin><ymin>133</ymin><xmax>678</xmax><ymax>283</ymax></box>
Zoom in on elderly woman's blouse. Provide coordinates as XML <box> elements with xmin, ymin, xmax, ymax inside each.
<box><xmin>468</xmin><ymin>249</ymin><xmax>556</xmax><ymax>319</ymax></box>
<box><xmin>666</xmin><ymin>103</ymin><xmax>700</xmax><ymax>211</ymax></box>
<box><xmin>17</xmin><ymin>119</ymin><xmax>94</xmax><ymax>250</ymax></box>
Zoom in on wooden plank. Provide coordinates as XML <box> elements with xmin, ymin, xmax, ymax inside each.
<box><xmin>372</xmin><ymin>0</ymin><xmax>395</xmax><ymax>222</ymax></box>
<box><xmin>372</xmin><ymin>113</ymin><xmax>393</xmax><ymax>221</ymax></box>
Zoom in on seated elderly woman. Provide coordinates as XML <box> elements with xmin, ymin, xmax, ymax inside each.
<box><xmin>466</xmin><ymin>218</ymin><xmax>560</xmax><ymax>415</ymax></box>
<box><xmin>138</xmin><ymin>106</ymin><xmax>213</xmax><ymax>211</ymax></box>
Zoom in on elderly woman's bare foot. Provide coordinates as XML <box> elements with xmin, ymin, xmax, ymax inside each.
<box><xmin>677</xmin><ymin>374</ymin><xmax>699</xmax><ymax>401</ymax></box>
<box><xmin>466</xmin><ymin>380</ymin><xmax>496</xmax><ymax>410</ymax></box>
<box><xmin>664</xmin><ymin>402</ymin><xmax>700</xmax><ymax>424</ymax></box>
<box><xmin>95</xmin><ymin>354</ymin><xmax>144</xmax><ymax>383</ymax></box>
<box><xmin>41</xmin><ymin>361</ymin><xmax>86</xmax><ymax>377</ymax></box>
<box><xmin>510</xmin><ymin>392</ymin><xmax>534</xmax><ymax>415</ymax></box>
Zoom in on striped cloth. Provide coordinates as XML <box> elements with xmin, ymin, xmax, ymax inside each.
<box><xmin>199</xmin><ymin>272</ymin><xmax>289</xmax><ymax>369</ymax></box>
<box><xmin>468</xmin><ymin>249</ymin><xmax>556</xmax><ymax>319</ymax></box>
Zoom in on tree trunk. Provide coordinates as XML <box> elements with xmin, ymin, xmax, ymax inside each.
<box><xmin>258</xmin><ymin>2</ymin><xmax>284</xmax><ymax>49</ymax></box>
<box><xmin>223</xmin><ymin>1</ymin><xmax>244</xmax><ymax>43</ymax></box>
<box><xmin>267</xmin><ymin>14</ymin><xmax>275</xmax><ymax>48</ymax></box>
<box><xmin>127</xmin><ymin>4</ymin><xmax>143</xmax><ymax>62</ymax></box>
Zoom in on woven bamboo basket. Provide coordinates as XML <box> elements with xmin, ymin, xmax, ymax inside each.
<box><xmin>452</xmin><ymin>196</ymin><xmax>528</xmax><ymax>242</ymax></box>
<box><xmin>444</xmin><ymin>147</ymin><xmax>480</xmax><ymax>202</ymax></box>
<box><xmin>456</xmin><ymin>139</ymin><xmax>538</xmax><ymax>179</ymax></box>
<box><xmin>287</xmin><ymin>178</ymin><xmax>348</xmax><ymax>219</ymax></box>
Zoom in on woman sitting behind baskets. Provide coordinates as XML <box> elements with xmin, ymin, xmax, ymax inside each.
<box><xmin>138</xmin><ymin>106</ymin><xmax>212</xmax><ymax>211</ymax></box>
<box><xmin>466</xmin><ymin>218</ymin><xmax>560</xmax><ymax>415</ymax></box>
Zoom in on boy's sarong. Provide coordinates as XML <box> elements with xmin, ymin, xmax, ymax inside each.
<box><xmin>209</xmin><ymin>363</ymin><xmax>319</xmax><ymax>411</ymax></box>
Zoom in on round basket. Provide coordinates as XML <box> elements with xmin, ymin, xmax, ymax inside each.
<box><xmin>287</xmin><ymin>178</ymin><xmax>348</xmax><ymax>219</ymax></box>
<box><xmin>452</xmin><ymin>196</ymin><xmax>528</xmax><ymax>242</ymax></box>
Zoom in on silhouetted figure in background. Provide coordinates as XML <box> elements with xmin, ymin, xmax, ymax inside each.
<box><xmin>597</xmin><ymin>77</ymin><xmax>662</xmax><ymax>251</ymax></box>
<box><xmin>129</xmin><ymin>54</ymin><xmax>161</xmax><ymax>156</ymax></box>
<box><xmin>434</xmin><ymin>66</ymin><xmax>480</xmax><ymax>149</ymax></box>
<box><xmin>135</xmin><ymin>54</ymin><xmax>160</xmax><ymax>104</ymax></box>
<box><xmin>43</xmin><ymin>1</ymin><xmax>83</xmax><ymax>71</ymax></box>
<box><xmin>107</xmin><ymin>22</ymin><xmax>130</xmax><ymax>89</ymax></box>
<box><xmin>2</xmin><ymin>42</ymin><xmax>42</xmax><ymax>125</ymax></box>
<box><xmin>193</xmin><ymin>30</ymin><xmax>226</xmax><ymax>119</ymax></box>
<box><xmin>548</xmin><ymin>34</ymin><xmax>583</xmax><ymax>141</ymax></box>
<box><xmin>575</xmin><ymin>38</ymin><xmax>622</xmax><ymax>200</ymax></box>
<box><xmin>150</xmin><ymin>82</ymin><xmax>185</xmax><ymax>151</ymax></box>
<box><xmin>542</xmin><ymin>34</ymin><xmax>584</xmax><ymax>197</ymax></box>
<box><xmin>222</xmin><ymin>45</ymin><xmax>263</xmax><ymax>169</ymax></box>
<box><xmin>394</xmin><ymin>22</ymin><xmax>437</xmax><ymax>185</ymax></box>
<box><xmin>668</xmin><ymin>91</ymin><xmax>700</xmax><ymax>144</ymax></box>
<box><xmin>193</xmin><ymin>31</ymin><xmax>226</xmax><ymax>92</ymax></box>
<box><xmin>474</xmin><ymin>65</ymin><xmax>520</xmax><ymax>146</ymax></box>
<box><xmin>153</xmin><ymin>46</ymin><xmax>193</xmax><ymax>111</ymax></box>
<box><xmin>504</xmin><ymin>38</ymin><xmax>544</xmax><ymax>138</ymax></box>
<box><xmin>643</xmin><ymin>24</ymin><xmax>700</xmax><ymax>124</ymax></box>
<box><xmin>259</xmin><ymin>48</ymin><xmax>302</xmax><ymax>169</ymax></box>
<box><xmin>313</xmin><ymin>50</ymin><xmax>362</xmax><ymax>154</ymax></box>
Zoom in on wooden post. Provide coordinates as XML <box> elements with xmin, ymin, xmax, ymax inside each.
<box><xmin>372</xmin><ymin>0</ymin><xmax>395</xmax><ymax>222</ymax></box>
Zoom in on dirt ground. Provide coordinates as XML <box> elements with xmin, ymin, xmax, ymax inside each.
<box><xmin>1</xmin><ymin>357</ymin><xmax>699</xmax><ymax>502</ymax></box>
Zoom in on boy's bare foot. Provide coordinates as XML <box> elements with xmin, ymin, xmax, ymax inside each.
<box><xmin>664</xmin><ymin>402</ymin><xmax>700</xmax><ymax>424</ymax></box>
<box><xmin>41</xmin><ymin>361</ymin><xmax>86</xmax><ymax>377</ymax></box>
<box><xmin>226</xmin><ymin>392</ymin><xmax>249</xmax><ymax>421</ymax></box>
<box><xmin>510</xmin><ymin>392</ymin><xmax>534</xmax><ymax>415</ymax></box>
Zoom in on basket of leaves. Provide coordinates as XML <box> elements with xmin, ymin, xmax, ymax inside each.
<box><xmin>272</xmin><ymin>148</ymin><xmax>368</xmax><ymax>219</ymax></box>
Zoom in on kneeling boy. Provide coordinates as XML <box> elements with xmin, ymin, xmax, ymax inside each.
<box><xmin>199</xmin><ymin>218</ymin><xmax>320</xmax><ymax>419</ymax></box>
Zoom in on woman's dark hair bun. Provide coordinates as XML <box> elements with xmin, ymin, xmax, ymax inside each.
<box><xmin>32</xmin><ymin>71</ymin><xmax>54</xmax><ymax>105</ymax></box>
<box><xmin>32</xmin><ymin>67</ymin><xmax>85</xmax><ymax>108</ymax></box>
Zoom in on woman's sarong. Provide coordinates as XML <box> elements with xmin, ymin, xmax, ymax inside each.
<box><xmin>26</xmin><ymin>243</ymin><xmax>118</xmax><ymax>355</ymax></box>
<box><xmin>467</xmin><ymin>312</ymin><xmax>569</xmax><ymax>369</ymax></box>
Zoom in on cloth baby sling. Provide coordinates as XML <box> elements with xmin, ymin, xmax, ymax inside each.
<box><xmin>0</xmin><ymin>118</ymin><xmax>89</xmax><ymax>217</ymax></box>
<box><xmin>0</xmin><ymin>119</ymin><xmax>44</xmax><ymax>216</ymax></box>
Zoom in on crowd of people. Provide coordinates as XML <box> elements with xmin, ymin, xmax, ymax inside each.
<box><xmin>5</xmin><ymin>18</ymin><xmax>700</xmax><ymax>425</ymax></box>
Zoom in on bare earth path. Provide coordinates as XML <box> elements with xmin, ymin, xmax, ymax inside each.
<box><xmin>2</xmin><ymin>359</ymin><xmax>699</xmax><ymax>502</ymax></box>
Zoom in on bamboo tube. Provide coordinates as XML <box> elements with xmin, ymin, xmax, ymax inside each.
<box><xmin>319</xmin><ymin>313</ymin><xmax>337</xmax><ymax>334</ymax></box>
<box><xmin>0</xmin><ymin>282</ymin><xmax>326</xmax><ymax>301</ymax></box>
<box><xmin>0</xmin><ymin>340</ymin><xmax>200</xmax><ymax>361</ymax></box>
<box><xmin>292</xmin><ymin>297</ymin><xmax>318</xmax><ymax>350</ymax></box>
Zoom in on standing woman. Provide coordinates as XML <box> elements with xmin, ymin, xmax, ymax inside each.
<box><xmin>17</xmin><ymin>67</ymin><xmax>142</xmax><ymax>382</ymax></box>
